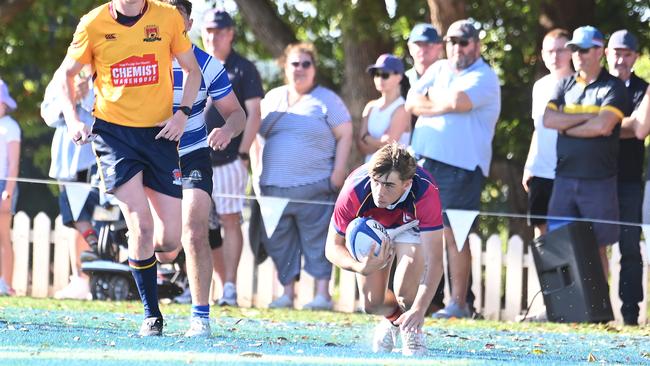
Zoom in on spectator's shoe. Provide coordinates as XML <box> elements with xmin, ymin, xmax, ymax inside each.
<box><xmin>623</xmin><ymin>315</ymin><xmax>639</xmax><ymax>326</ymax></box>
<box><xmin>54</xmin><ymin>276</ymin><xmax>91</xmax><ymax>300</ymax></box>
<box><xmin>268</xmin><ymin>294</ymin><xmax>293</xmax><ymax>309</ymax></box>
<box><xmin>217</xmin><ymin>282</ymin><xmax>238</xmax><ymax>307</ymax></box>
<box><xmin>173</xmin><ymin>286</ymin><xmax>192</xmax><ymax>304</ymax></box>
<box><xmin>401</xmin><ymin>329</ymin><xmax>427</xmax><ymax>356</ymax></box>
<box><xmin>80</xmin><ymin>243</ymin><xmax>99</xmax><ymax>263</ymax></box>
<box><xmin>139</xmin><ymin>317</ymin><xmax>163</xmax><ymax>336</ymax></box>
<box><xmin>0</xmin><ymin>279</ymin><xmax>10</xmax><ymax>296</ymax></box>
<box><xmin>184</xmin><ymin>317</ymin><xmax>211</xmax><ymax>337</ymax></box>
<box><xmin>302</xmin><ymin>294</ymin><xmax>333</xmax><ymax>311</ymax></box>
<box><xmin>431</xmin><ymin>301</ymin><xmax>471</xmax><ymax>319</ymax></box>
<box><xmin>372</xmin><ymin>318</ymin><xmax>399</xmax><ymax>353</ymax></box>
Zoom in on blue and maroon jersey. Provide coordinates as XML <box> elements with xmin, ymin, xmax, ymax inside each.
<box><xmin>332</xmin><ymin>164</ymin><xmax>443</xmax><ymax>236</ymax></box>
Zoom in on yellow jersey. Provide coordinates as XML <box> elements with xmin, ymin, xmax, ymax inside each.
<box><xmin>66</xmin><ymin>0</ymin><xmax>191</xmax><ymax>127</ymax></box>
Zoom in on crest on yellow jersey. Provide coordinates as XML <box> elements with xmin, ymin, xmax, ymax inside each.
<box><xmin>143</xmin><ymin>25</ymin><xmax>161</xmax><ymax>42</ymax></box>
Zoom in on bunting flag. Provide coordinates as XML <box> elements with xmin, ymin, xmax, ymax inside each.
<box><xmin>63</xmin><ymin>183</ymin><xmax>92</xmax><ymax>221</ymax></box>
<box><xmin>257</xmin><ymin>195</ymin><xmax>290</xmax><ymax>238</ymax></box>
<box><xmin>446</xmin><ymin>209</ymin><xmax>479</xmax><ymax>251</ymax></box>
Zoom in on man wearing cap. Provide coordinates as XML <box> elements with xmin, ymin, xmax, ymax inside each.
<box><xmin>201</xmin><ymin>9</ymin><xmax>264</xmax><ymax>307</ymax></box>
<box><xmin>606</xmin><ymin>30</ymin><xmax>648</xmax><ymax>326</ymax></box>
<box><xmin>0</xmin><ymin>78</ymin><xmax>19</xmax><ymax>297</ymax></box>
<box><xmin>405</xmin><ymin>19</ymin><xmax>501</xmax><ymax>319</ymax></box>
<box><xmin>543</xmin><ymin>26</ymin><xmax>628</xmax><ymax>277</ymax></box>
<box><xmin>401</xmin><ymin>23</ymin><xmax>444</xmax><ymax>131</ymax></box>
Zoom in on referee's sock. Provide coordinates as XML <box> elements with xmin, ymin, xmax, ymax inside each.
<box><xmin>129</xmin><ymin>255</ymin><xmax>162</xmax><ymax>319</ymax></box>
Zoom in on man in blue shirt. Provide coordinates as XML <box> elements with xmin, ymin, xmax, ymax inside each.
<box><xmin>405</xmin><ymin>19</ymin><xmax>501</xmax><ymax>319</ymax></box>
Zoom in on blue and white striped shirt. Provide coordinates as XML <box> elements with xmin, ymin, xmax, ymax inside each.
<box><xmin>173</xmin><ymin>45</ymin><xmax>232</xmax><ymax>157</ymax></box>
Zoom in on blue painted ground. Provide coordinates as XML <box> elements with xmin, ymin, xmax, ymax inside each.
<box><xmin>0</xmin><ymin>305</ymin><xmax>648</xmax><ymax>365</ymax></box>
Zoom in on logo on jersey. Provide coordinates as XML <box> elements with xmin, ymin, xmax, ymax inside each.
<box><xmin>403</xmin><ymin>212</ymin><xmax>414</xmax><ymax>223</ymax></box>
<box><xmin>105</xmin><ymin>33</ymin><xmax>117</xmax><ymax>40</ymax></box>
<box><xmin>172</xmin><ymin>169</ymin><xmax>182</xmax><ymax>186</ymax></box>
<box><xmin>143</xmin><ymin>25</ymin><xmax>162</xmax><ymax>42</ymax></box>
<box><xmin>111</xmin><ymin>54</ymin><xmax>159</xmax><ymax>87</ymax></box>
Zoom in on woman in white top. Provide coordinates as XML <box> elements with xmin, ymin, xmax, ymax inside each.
<box><xmin>358</xmin><ymin>54</ymin><xmax>410</xmax><ymax>162</ymax></box>
<box><xmin>0</xmin><ymin>79</ymin><xmax>20</xmax><ymax>296</ymax></box>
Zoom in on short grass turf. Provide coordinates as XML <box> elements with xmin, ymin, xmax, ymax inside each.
<box><xmin>1</xmin><ymin>297</ymin><xmax>649</xmax><ymax>365</ymax></box>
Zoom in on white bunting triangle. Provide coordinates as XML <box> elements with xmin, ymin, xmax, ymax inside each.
<box><xmin>446</xmin><ymin>209</ymin><xmax>479</xmax><ymax>252</ymax></box>
<box><xmin>63</xmin><ymin>183</ymin><xmax>92</xmax><ymax>221</ymax></box>
<box><xmin>257</xmin><ymin>195</ymin><xmax>290</xmax><ymax>238</ymax></box>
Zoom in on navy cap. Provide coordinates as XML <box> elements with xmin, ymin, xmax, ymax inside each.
<box><xmin>608</xmin><ymin>30</ymin><xmax>638</xmax><ymax>52</ymax></box>
<box><xmin>366</xmin><ymin>54</ymin><xmax>404</xmax><ymax>74</ymax></box>
<box><xmin>408</xmin><ymin>23</ymin><xmax>442</xmax><ymax>43</ymax></box>
<box><xmin>566</xmin><ymin>26</ymin><xmax>604</xmax><ymax>50</ymax></box>
<box><xmin>445</xmin><ymin>19</ymin><xmax>479</xmax><ymax>40</ymax></box>
<box><xmin>203</xmin><ymin>9</ymin><xmax>234</xmax><ymax>29</ymax></box>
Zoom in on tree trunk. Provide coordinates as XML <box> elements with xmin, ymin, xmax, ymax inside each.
<box><xmin>233</xmin><ymin>0</ymin><xmax>296</xmax><ymax>59</ymax></box>
<box><xmin>427</xmin><ymin>0</ymin><xmax>466</xmax><ymax>34</ymax></box>
<box><xmin>0</xmin><ymin>0</ymin><xmax>35</xmax><ymax>25</ymax></box>
<box><xmin>538</xmin><ymin>0</ymin><xmax>595</xmax><ymax>33</ymax></box>
<box><xmin>340</xmin><ymin>0</ymin><xmax>394</xmax><ymax>169</ymax></box>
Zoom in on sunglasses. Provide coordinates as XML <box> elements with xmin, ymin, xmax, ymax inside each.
<box><xmin>372</xmin><ymin>71</ymin><xmax>393</xmax><ymax>80</ymax></box>
<box><xmin>290</xmin><ymin>60</ymin><xmax>313</xmax><ymax>69</ymax></box>
<box><xmin>576</xmin><ymin>47</ymin><xmax>595</xmax><ymax>54</ymax></box>
<box><xmin>446</xmin><ymin>38</ymin><xmax>470</xmax><ymax>47</ymax></box>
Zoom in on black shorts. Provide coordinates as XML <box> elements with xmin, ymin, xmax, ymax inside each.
<box><xmin>527</xmin><ymin>177</ymin><xmax>554</xmax><ymax>225</ymax></box>
<box><xmin>92</xmin><ymin>118</ymin><xmax>182</xmax><ymax>198</ymax></box>
<box><xmin>180</xmin><ymin>148</ymin><xmax>213</xmax><ymax>196</ymax></box>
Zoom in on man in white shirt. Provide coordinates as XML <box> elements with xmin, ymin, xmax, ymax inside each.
<box><xmin>523</xmin><ymin>29</ymin><xmax>573</xmax><ymax>237</ymax></box>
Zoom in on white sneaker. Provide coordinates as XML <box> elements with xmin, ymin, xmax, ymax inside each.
<box><xmin>184</xmin><ymin>317</ymin><xmax>211</xmax><ymax>338</ymax></box>
<box><xmin>54</xmin><ymin>276</ymin><xmax>91</xmax><ymax>300</ymax></box>
<box><xmin>303</xmin><ymin>294</ymin><xmax>333</xmax><ymax>311</ymax></box>
<box><xmin>174</xmin><ymin>286</ymin><xmax>192</xmax><ymax>304</ymax></box>
<box><xmin>372</xmin><ymin>318</ymin><xmax>399</xmax><ymax>353</ymax></box>
<box><xmin>431</xmin><ymin>301</ymin><xmax>471</xmax><ymax>319</ymax></box>
<box><xmin>217</xmin><ymin>282</ymin><xmax>238</xmax><ymax>307</ymax></box>
<box><xmin>401</xmin><ymin>329</ymin><xmax>427</xmax><ymax>356</ymax></box>
<box><xmin>268</xmin><ymin>294</ymin><xmax>293</xmax><ymax>309</ymax></box>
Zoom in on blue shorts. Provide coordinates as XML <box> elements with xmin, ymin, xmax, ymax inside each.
<box><xmin>92</xmin><ymin>118</ymin><xmax>182</xmax><ymax>198</ymax></box>
<box><xmin>0</xmin><ymin>180</ymin><xmax>18</xmax><ymax>214</ymax></box>
<box><xmin>548</xmin><ymin>175</ymin><xmax>619</xmax><ymax>246</ymax></box>
<box><xmin>180</xmin><ymin>148</ymin><xmax>213</xmax><ymax>196</ymax></box>
<box><xmin>420</xmin><ymin>158</ymin><xmax>484</xmax><ymax>227</ymax></box>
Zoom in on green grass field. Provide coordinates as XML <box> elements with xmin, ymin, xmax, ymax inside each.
<box><xmin>1</xmin><ymin>297</ymin><xmax>649</xmax><ymax>365</ymax></box>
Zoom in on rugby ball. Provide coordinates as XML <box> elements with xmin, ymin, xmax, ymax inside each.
<box><xmin>345</xmin><ymin>217</ymin><xmax>389</xmax><ymax>261</ymax></box>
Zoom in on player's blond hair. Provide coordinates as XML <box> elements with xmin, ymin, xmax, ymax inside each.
<box><xmin>369</xmin><ymin>143</ymin><xmax>416</xmax><ymax>182</ymax></box>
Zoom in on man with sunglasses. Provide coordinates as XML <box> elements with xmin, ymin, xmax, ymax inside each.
<box><xmin>543</xmin><ymin>26</ymin><xmax>628</xmax><ymax>278</ymax></box>
<box><xmin>405</xmin><ymin>19</ymin><xmax>501</xmax><ymax>319</ymax></box>
<box><xmin>200</xmin><ymin>9</ymin><xmax>264</xmax><ymax>308</ymax></box>
<box><xmin>605</xmin><ymin>30</ymin><xmax>647</xmax><ymax>326</ymax></box>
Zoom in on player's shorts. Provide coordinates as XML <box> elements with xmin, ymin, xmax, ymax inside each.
<box><xmin>180</xmin><ymin>148</ymin><xmax>213</xmax><ymax>196</ymax></box>
<box><xmin>527</xmin><ymin>176</ymin><xmax>553</xmax><ymax>226</ymax></box>
<box><xmin>211</xmin><ymin>158</ymin><xmax>248</xmax><ymax>215</ymax></box>
<box><xmin>0</xmin><ymin>180</ymin><xmax>18</xmax><ymax>214</ymax></box>
<box><xmin>92</xmin><ymin>118</ymin><xmax>182</xmax><ymax>198</ymax></box>
<box><xmin>387</xmin><ymin>226</ymin><xmax>421</xmax><ymax>244</ymax></box>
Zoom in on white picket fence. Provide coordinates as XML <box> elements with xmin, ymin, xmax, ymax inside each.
<box><xmin>8</xmin><ymin>211</ymin><xmax>649</xmax><ymax>324</ymax></box>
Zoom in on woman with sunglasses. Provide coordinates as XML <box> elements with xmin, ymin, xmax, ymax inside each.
<box><xmin>358</xmin><ymin>54</ymin><xmax>410</xmax><ymax>162</ymax></box>
<box><xmin>257</xmin><ymin>42</ymin><xmax>353</xmax><ymax>311</ymax></box>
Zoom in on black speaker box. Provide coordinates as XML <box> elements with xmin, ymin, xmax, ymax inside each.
<box><xmin>530</xmin><ymin>221</ymin><xmax>613</xmax><ymax>323</ymax></box>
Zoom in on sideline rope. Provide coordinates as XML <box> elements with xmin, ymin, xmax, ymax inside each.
<box><xmin>3</xmin><ymin>176</ymin><xmax>647</xmax><ymax>228</ymax></box>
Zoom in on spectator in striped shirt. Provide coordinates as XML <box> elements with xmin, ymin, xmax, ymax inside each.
<box><xmin>259</xmin><ymin>42</ymin><xmax>353</xmax><ymax>311</ymax></box>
